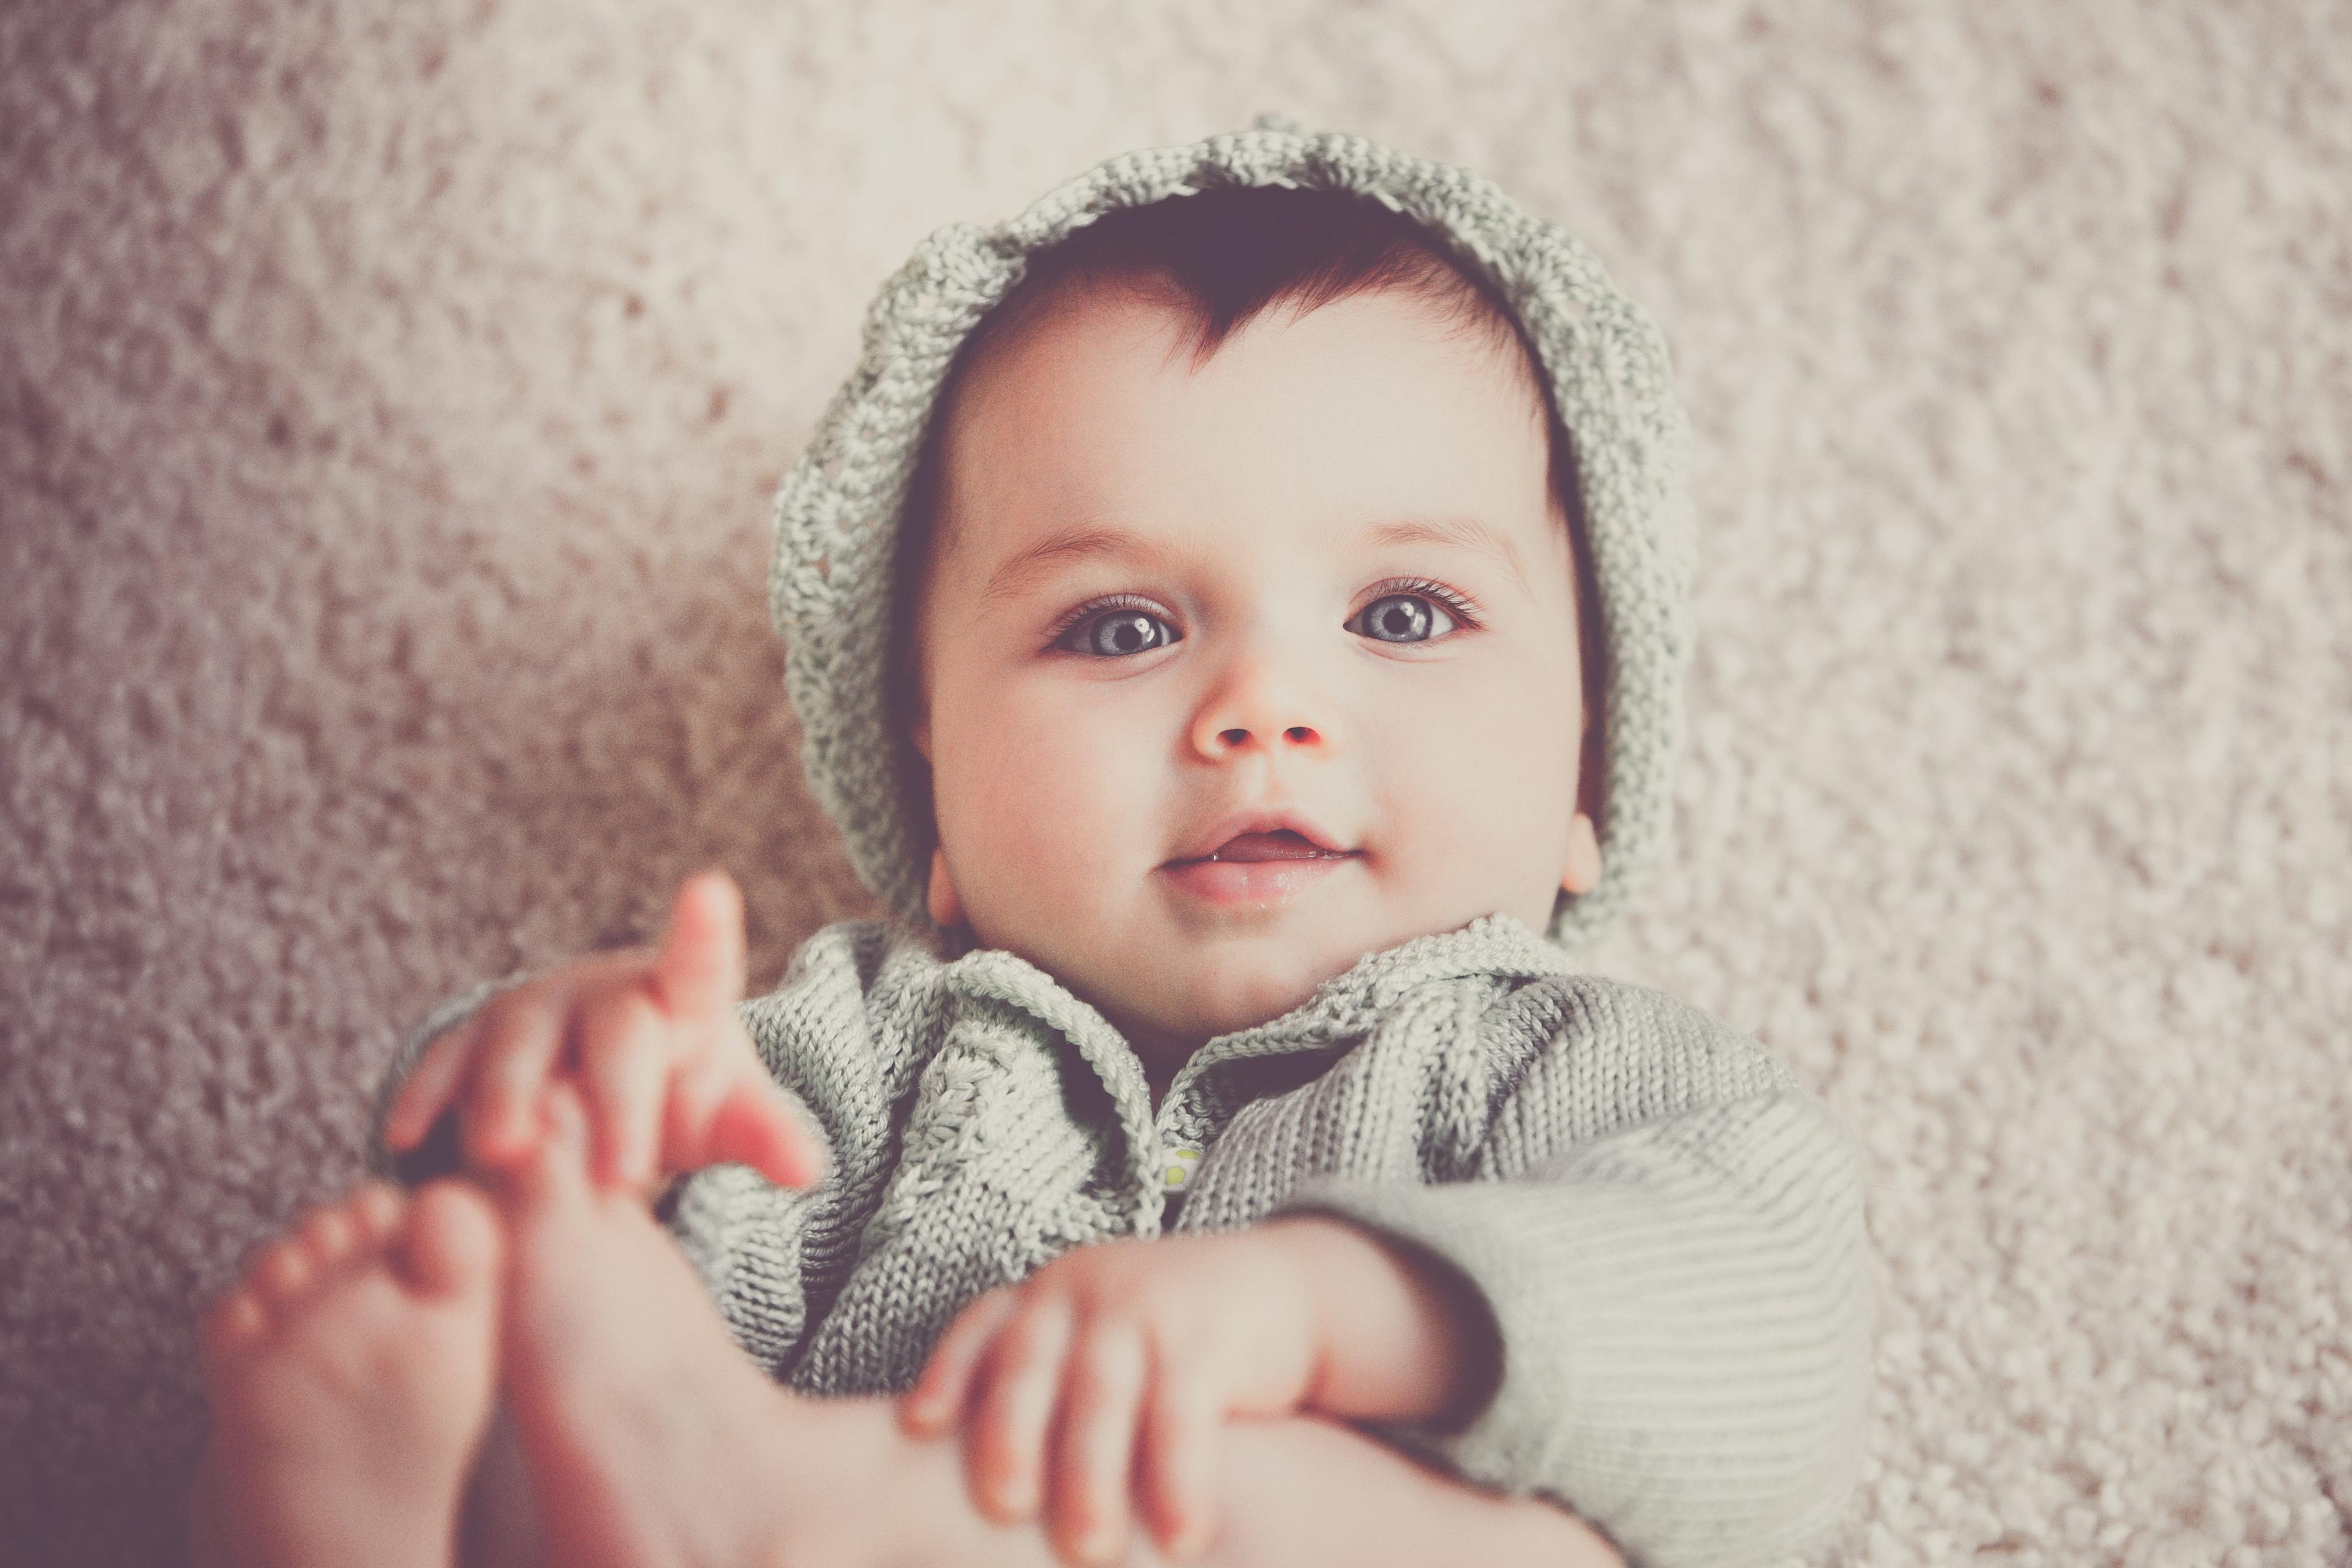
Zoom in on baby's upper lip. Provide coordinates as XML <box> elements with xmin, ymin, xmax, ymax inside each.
<box><xmin>1165</xmin><ymin>808</ymin><xmax>1355</xmax><ymax>864</ymax></box>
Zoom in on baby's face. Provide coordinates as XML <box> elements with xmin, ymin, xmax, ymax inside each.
<box><xmin>908</xmin><ymin>284</ymin><xmax>1597</xmax><ymax>1083</ymax></box>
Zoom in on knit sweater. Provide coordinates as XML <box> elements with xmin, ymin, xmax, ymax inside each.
<box><xmin>369</xmin><ymin>910</ymin><xmax>1875</xmax><ymax>1568</ymax></box>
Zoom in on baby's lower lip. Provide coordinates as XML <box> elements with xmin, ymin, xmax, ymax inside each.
<box><xmin>1158</xmin><ymin>851</ymin><xmax>1360</xmax><ymax>907</ymax></box>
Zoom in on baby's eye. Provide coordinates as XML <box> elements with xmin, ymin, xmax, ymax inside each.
<box><xmin>1352</xmin><ymin>590</ymin><xmax>1462</xmax><ymax>645</ymax></box>
<box><xmin>1055</xmin><ymin>604</ymin><xmax>1180</xmax><ymax>658</ymax></box>
<box><xmin>1048</xmin><ymin>582</ymin><xmax>1475</xmax><ymax>659</ymax></box>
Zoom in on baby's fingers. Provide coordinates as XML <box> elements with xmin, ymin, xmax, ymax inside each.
<box><xmin>1048</xmin><ymin>1324</ymin><xmax>1148</xmax><ymax>1568</ymax></box>
<box><xmin>696</xmin><ymin>1072</ymin><xmax>831</xmax><ymax>1190</ymax></box>
<box><xmin>1140</xmin><ymin>1376</ymin><xmax>1222</xmax><ymax>1561</ymax></box>
<box><xmin>652</xmin><ymin>869</ymin><xmax>747</xmax><ymax>1022</ymax></box>
<box><xmin>576</xmin><ymin>983</ymin><xmax>674</xmax><ymax>1188</ymax></box>
<box><xmin>459</xmin><ymin>989</ymin><xmax>571</xmax><ymax>1169</ymax></box>
<box><xmin>902</xmin><ymin>1286</ymin><xmax>1023</xmax><ymax>1438</ymax></box>
<box><xmin>967</xmin><ymin>1296</ymin><xmax>1077</xmax><ymax>1524</ymax></box>
<box><xmin>383</xmin><ymin>1017</ymin><xmax>480</xmax><ymax>1152</ymax></box>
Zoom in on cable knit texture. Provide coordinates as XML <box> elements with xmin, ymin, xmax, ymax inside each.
<box><xmin>371</xmin><ymin>910</ymin><xmax>1875</xmax><ymax>1568</ymax></box>
<box><xmin>767</xmin><ymin>110</ymin><xmax>1696</xmax><ymax>958</ymax></box>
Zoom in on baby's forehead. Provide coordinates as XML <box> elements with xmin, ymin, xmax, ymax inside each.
<box><xmin>949</xmin><ymin>275</ymin><xmax>1547</xmax><ymax>443</ymax></box>
<box><xmin>915</xmin><ymin>271</ymin><xmax>1567</xmax><ymax>576</ymax></box>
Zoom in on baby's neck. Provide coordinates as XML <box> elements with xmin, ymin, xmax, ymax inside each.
<box><xmin>1144</xmin><ymin>1063</ymin><xmax>1174</xmax><ymax>1118</ymax></box>
<box><xmin>1085</xmin><ymin>996</ymin><xmax>1199</xmax><ymax>1117</ymax></box>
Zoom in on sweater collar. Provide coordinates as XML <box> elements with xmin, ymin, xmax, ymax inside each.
<box><xmin>1180</xmin><ymin>910</ymin><xmax>1581</xmax><ymax>1065</ymax></box>
<box><xmin>925</xmin><ymin>911</ymin><xmax>1580</xmax><ymax>1234</ymax></box>
<box><xmin>930</xmin><ymin>909</ymin><xmax>1581</xmax><ymax>1107</ymax></box>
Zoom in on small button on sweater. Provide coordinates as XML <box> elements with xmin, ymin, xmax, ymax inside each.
<box><xmin>371</xmin><ymin>910</ymin><xmax>1874</xmax><ymax>1568</ymax></box>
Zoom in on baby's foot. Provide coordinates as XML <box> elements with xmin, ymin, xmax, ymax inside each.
<box><xmin>494</xmin><ymin>1085</ymin><xmax>896</xmax><ymax>1568</ymax></box>
<box><xmin>189</xmin><ymin>1178</ymin><xmax>503</xmax><ymax>1568</ymax></box>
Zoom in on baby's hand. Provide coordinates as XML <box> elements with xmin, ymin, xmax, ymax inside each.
<box><xmin>897</xmin><ymin>1226</ymin><xmax>1324</xmax><ymax>1566</ymax></box>
<box><xmin>380</xmin><ymin>869</ymin><xmax>829</xmax><ymax>1196</ymax></box>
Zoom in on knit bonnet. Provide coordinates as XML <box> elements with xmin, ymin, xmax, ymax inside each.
<box><xmin>767</xmin><ymin>112</ymin><xmax>1695</xmax><ymax>957</ymax></box>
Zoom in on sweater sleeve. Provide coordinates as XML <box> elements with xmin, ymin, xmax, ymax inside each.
<box><xmin>1265</xmin><ymin>982</ymin><xmax>1876</xmax><ymax>1568</ymax></box>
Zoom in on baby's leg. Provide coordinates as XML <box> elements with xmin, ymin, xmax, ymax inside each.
<box><xmin>190</xmin><ymin>1179</ymin><xmax>502</xmax><ymax>1568</ymax></box>
<box><xmin>490</xmin><ymin>1085</ymin><xmax>882</xmax><ymax>1567</ymax></box>
<box><xmin>486</xmin><ymin>1088</ymin><xmax>1221</xmax><ymax>1568</ymax></box>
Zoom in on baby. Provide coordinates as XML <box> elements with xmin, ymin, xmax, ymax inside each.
<box><xmin>189</xmin><ymin>116</ymin><xmax>1875</xmax><ymax>1568</ymax></box>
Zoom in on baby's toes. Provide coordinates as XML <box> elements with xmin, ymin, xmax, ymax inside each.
<box><xmin>249</xmin><ymin>1227</ymin><xmax>323</xmax><ymax>1308</ymax></box>
<box><xmin>294</xmin><ymin>1198</ymin><xmax>368</xmax><ymax>1275</ymax></box>
<box><xmin>345</xmin><ymin>1180</ymin><xmax>404</xmax><ymax>1248</ymax></box>
<box><xmin>277</xmin><ymin>1188</ymin><xmax>398</xmax><ymax>1292</ymax></box>
<box><xmin>189</xmin><ymin>1180</ymin><xmax>503</xmax><ymax>1568</ymax></box>
<box><xmin>199</xmin><ymin>1284</ymin><xmax>271</xmax><ymax>1366</ymax></box>
<box><xmin>390</xmin><ymin>1178</ymin><xmax>502</xmax><ymax>1301</ymax></box>
<box><xmin>199</xmin><ymin>1187</ymin><xmax>405</xmax><ymax>1373</ymax></box>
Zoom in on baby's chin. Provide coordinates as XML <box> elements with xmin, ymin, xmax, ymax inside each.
<box><xmin>1088</xmin><ymin>927</ymin><xmax>1393</xmax><ymax>1046</ymax></box>
<box><xmin>967</xmin><ymin>884</ymin><xmax>1529</xmax><ymax>1048</ymax></box>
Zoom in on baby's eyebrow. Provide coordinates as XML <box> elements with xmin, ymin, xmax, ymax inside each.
<box><xmin>981</xmin><ymin>513</ymin><xmax>1526</xmax><ymax>608</ymax></box>
<box><xmin>982</xmin><ymin>524</ymin><xmax>1179</xmax><ymax>609</ymax></box>
<box><xmin>1360</xmin><ymin>514</ymin><xmax>1529</xmax><ymax>591</ymax></box>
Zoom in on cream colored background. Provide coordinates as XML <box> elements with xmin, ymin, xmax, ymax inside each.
<box><xmin>2</xmin><ymin>1</ymin><xmax>2346</xmax><ymax>1562</ymax></box>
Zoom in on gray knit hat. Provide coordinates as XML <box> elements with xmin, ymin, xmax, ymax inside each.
<box><xmin>769</xmin><ymin>112</ymin><xmax>1694</xmax><ymax>957</ymax></box>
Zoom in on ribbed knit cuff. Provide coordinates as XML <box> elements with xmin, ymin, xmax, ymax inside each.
<box><xmin>1265</xmin><ymin>1094</ymin><xmax>1874</xmax><ymax>1568</ymax></box>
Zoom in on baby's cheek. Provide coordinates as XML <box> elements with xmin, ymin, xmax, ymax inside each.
<box><xmin>1369</xmin><ymin>687</ymin><xmax>1564</xmax><ymax>889</ymax></box>
<box><xmin>979</xmin><ymin>709</ymin><xmax>1156</xmax><ymax>858</ymax></box>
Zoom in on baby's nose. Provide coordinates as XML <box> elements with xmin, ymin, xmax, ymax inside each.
<box><xmin>1189</xmin><ymin>665</ymin><xmax>1340</xmax><ymax>759</ymax></box>
<box><xmin>1207</xmin><ymin>720</ymin><xmax>1323</xmax><ymax>753</ymax></box>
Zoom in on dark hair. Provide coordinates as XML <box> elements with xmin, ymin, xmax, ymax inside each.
<box><xmin>889</xmin><ymin>184</ymin><xmax>1607</xmax><ymax>864</ymax></box>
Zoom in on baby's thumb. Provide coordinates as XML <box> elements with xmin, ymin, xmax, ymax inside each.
<box><xmin>654</xmin><ymin>867</ymin><xmax>747</xmax><ymax>1019</ymax></box>
<box><xmin>706</xmin><ymin>1077</ymin><xmax>831</xmax><ymax>1189</ymax></box>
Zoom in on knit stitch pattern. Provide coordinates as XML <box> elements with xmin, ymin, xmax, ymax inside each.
<box><xmin>371</xmin><ymin>911</ymin><xmax>1873</xmax><ymax>1568</ymax></box>
<box><xmin>767</xmin><ymin>111</ymin><xmax>1696</xmax><ymax>957</ymax></box>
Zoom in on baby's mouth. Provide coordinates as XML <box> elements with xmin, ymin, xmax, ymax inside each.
<box><xmin>1183</xmin><ymin>830</ymin><xmax>1355</xmax><ymax>864</ymax></box>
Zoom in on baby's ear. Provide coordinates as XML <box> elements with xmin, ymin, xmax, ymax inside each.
<box><xmin>1560</xmin><ymin>814</ymin><xmax>1602</xmax><ymax>895</ymax></box>
<box><xmin>926</xmin><ymin>844</ymin><xmax>965</xmax><ymax>930</ymax></box>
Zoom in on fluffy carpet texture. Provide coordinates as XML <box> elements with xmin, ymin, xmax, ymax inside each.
<box><xmin>3</xmin><ymin>1</ymin><xmax>2346</xmax><ymax>1562</ymax></box>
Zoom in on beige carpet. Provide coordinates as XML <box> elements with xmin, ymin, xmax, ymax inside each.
<box><xmin>4</xmin><ymin>1</ymin><xmax>2348</xmax><ymax>1562</ymax></box>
